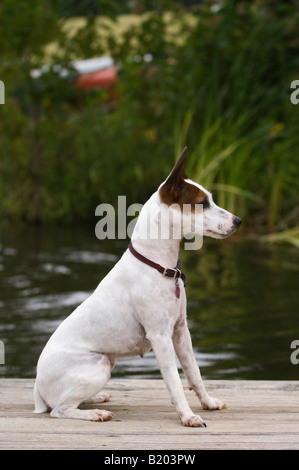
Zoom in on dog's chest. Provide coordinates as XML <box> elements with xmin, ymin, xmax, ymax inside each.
<box><xmin>133</xmin><ymin>278</ymin><xmax>185</xmax><ymax>333</ymax></box>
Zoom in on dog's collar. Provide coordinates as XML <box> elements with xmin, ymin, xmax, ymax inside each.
<box><xmin>128</xmin><ymin>242</ymin><xmax>187</xmax><ymax>298</ymax></box>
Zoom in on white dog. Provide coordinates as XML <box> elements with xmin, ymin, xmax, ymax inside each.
<box><xmin>34</xmin><ymin>148</ymin><xmax>241</xmax><ymax>427</ymax></box>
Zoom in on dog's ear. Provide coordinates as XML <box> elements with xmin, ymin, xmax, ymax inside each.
<box><xmin>165</xmin><ymin>146</ymin><xmax>188</xmax><ymax>187</ymax></box>
<box><xmin>159</xmin><ymin>147</ymin><xmax>188</xmax><ymax>204</ymax></box>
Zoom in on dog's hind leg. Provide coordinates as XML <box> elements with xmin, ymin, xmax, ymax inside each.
<box><xmin>50</xmin><ymin>402</ymin><xmax>114</xmax><ymax>421</ymax></box>
<box><xmin>38</xmin><ymin>352</ymin><xmax>114</xmax><ymax>421</ymax></box>
<box><xmin>80</xmin><ymin>391</ymin><xmax>111</xmax><ymax>405</ymax></box>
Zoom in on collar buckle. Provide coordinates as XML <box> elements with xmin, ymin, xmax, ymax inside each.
<box><xmin>163</xmin><ymin>268</ymin><xmax>177</xmax><ymax>278</ymax></box>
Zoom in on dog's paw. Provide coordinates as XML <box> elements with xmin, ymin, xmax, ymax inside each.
<box><xmin>181</xmin><ymin>414</ymin><xmax>207</xmax><ymax>428</ymax></box>
<box><xmin>91</xmin><ymin>409</ymin><xmax>114</xmax><ymax>422</ymax></box>
<box><xmin>93</xmin><ymin>392</ymin><xmax>111</xmax><ymax>403</ymax></box>
<box><xmin>81</xmin><ymin>392</ymin><xmax>111</xmax><ymax>405</ymax></box>
<box><xmin>201</xmin><ymin>396</ymin><xmax>227</xmax><ymax>411</ymax></box>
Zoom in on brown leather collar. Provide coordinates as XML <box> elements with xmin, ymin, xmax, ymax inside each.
<box><xmin>128</xmin><ymin>242</ymin><xmax>187</xmax><ymax>287</ymax></box>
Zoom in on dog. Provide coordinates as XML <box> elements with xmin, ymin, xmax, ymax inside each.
<box><xmin>34</xmin><ymin>147</ymin><xmax>241</xmax><ymax>427</ymax></box>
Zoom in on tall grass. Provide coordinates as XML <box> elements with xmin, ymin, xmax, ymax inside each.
<box><xmin>261</xmin><ymin>227</ymin><xmax>299</xmax><ymax>248</ymax></box>
<box><xmin>172</xmin><ymin>1</ymin><xmax>299</xmax><ymax>235</ymax></box>
<box><xmin>1</xmin><ymin>0</ymin><xmax>299</xmax><ymax>238</ymax></box>
<box><xmin>174</xmin><ymin>105</ymin><xmax>299</xmax><ymax>235</ymax></box>
<box><xmin>175</xmin><ymin>111</ymin><xmax>263</xmax><ymax>218</ymax></box>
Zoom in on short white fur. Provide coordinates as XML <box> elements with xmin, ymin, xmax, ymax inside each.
<box><xmin>34</xmin><ymin>150</ymin><xmax>241</xmax><ymax>426</ymax></box>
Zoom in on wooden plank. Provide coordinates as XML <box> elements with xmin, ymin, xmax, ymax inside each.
<box><xmin>0</xmin><ymin>379</ymin><xmax>298</xmax><ymax>450</ymax></box>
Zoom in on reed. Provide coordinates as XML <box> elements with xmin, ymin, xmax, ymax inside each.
<box><xmin>175</xmin><ymin>111</ymin><xmax>268</xmax><ymax>223</ymax></box>
<box><xmin>261</xmin><ymin>228</ymin><xmax>299</xmax><ymax>248</ymax></box>
<box><xmin>174</xmin><ymin>107</ymin><xmax>299</xmax><ymax>237</ymax></box>
<box><xmin>0</xmin><ymin>0</ymin><xmax>298</xmax><ymax>240</ymax></box>
<box><xmin>171</xmin><ymin>1</ymin><xmax>299</xmax><ymax>237</ymax></box>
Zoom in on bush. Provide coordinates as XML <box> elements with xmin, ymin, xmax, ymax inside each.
<box><xmin>0</xmin><ymin>0</ymin><xmax>299</xmax><ymax>233</ymax></box>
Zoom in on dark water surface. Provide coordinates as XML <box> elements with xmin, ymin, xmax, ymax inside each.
<box><xmin>0</xmin><ymin>225</ymin><xmax>298</xmax><ymax>380</ymax></box>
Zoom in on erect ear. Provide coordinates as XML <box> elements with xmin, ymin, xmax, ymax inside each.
<box><xmin>165</xmin><ymin>146</ymin><xmax>188</xmax><ymax>187</ymax></box>
<box><xmin>159</xmin><ymin>147</ymin><xmax>188</xmax><ymax>204</ymax></box>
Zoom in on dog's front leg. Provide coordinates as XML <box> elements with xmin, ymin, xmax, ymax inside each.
<box><xmin>173</xmin><ymin>319</ymin><xmax>226</xmax><ymax>411</ymax></box>
<box><xmin>147</xmin><ymin>332</ymin><xmax>206</xmax><ymax>427</ymax></box>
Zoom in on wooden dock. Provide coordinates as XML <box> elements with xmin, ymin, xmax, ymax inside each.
<box><xmin>0</xmin><ymin>378</ymin><xmax>298</xmax><ymax>450</ymax></box>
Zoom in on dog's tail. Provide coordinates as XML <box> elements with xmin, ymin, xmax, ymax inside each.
<box><xmin>33</xmin><ymin>381</ymin><xmax>49</xmax><ymax>413</ymax></box>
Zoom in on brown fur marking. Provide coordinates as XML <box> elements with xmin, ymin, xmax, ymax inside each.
<box><xmin>159</xmin><ymin>179</ymin><xmax>207</xmax><ymax>209</ymax></box>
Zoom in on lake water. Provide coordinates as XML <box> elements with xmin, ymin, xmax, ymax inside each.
<box><xmin>0</xmin><ymin>224</ymin><xmax>298</xmax><ymax>380</ymax></box>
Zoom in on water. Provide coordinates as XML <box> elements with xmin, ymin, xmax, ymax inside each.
<box><xmin>0</xmin><ymin>224</ymin><xmax>298</xmax><ymax>380</ymax></box>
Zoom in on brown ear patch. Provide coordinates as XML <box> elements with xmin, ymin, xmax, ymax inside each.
<box><xmin>159</xmin><ymin>147</ymin><xmax>208</xmax><ymax>210</ymax></box>
<box><xmin>159</xmin><ymin>179</ymin><xmax>207</xmax><ymax>210</ymax></box>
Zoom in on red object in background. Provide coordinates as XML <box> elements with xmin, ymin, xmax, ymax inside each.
<box><xmin>75</xmin><ymin>66</ymin><xmax>118</xmax><ymax>90</ymax></box>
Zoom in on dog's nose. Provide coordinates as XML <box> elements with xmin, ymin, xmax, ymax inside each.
<box><xmin>233</xmin><ymin>216</ymin><xmax>242</xmax><ymax>228</ymax></box>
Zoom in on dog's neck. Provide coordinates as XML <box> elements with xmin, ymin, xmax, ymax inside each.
<box><xmin>130</xmin><ymin>192</ymin><xmax>181</xmax><ymax>268</ymax></box>
<box><xmin>131</xmin><ymin>237</ymin><xmax>181</xmax><ymax>269</ymax></box>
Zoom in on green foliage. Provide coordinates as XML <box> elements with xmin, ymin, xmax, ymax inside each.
<box><xmin>0</xmin><ymin>0</ymin><xmax>299</xmax><ymax>235</ymax></box>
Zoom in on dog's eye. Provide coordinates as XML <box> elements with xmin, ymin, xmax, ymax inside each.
<box><xmin>201</xmin><ymin>197</ymin><xmax>210</xmax><ymax>210</ymax></box>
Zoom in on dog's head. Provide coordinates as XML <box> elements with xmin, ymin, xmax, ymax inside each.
<box><xmin>158</xmin><ymin>147</ymin><xmax>242</xmax><ymax>240</ymax></box>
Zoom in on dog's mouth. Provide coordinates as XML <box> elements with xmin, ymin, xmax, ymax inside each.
<box><xmin>205</xmin><ymin>217</ymin><xmax>242</xmax><ymax>239</ymax></box>
<box><xmin>205</xmin><ymin>230</ymin><xmax>231</xmax><ymax>239</ymax></box>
